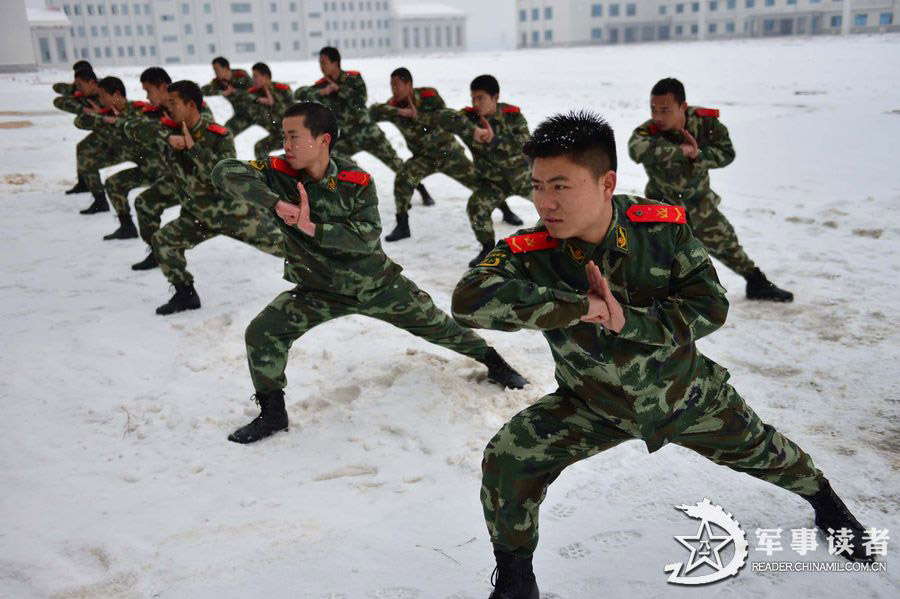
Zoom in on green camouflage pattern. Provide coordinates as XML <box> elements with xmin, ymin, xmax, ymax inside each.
<box><xmin>370</xmin><ymin>86</ymin><xmax>477</xmax><ymax>213</ymax></box>
<box><xmin>71</xmin><ymin>102</ymin><xmax>149</xmax><ymax>196</ymax></box>
<box><xmin>201</xmin><ymin>69</ymin><xmax>254</xmax><ymax>137</ymax></box>
<box><xmin>52</xmin><ymin>82</ymin><xmax>75</xmax><ymax>96</ymax></box>
<box><xmin>124</xmin><ymin>113</ymin><xmax>283</xmax><ymax>285</ymax></box>
<box><xmin>628</xmin><ymin>106</ymin><xmax>756</xmax><ymax>276</ymax></box>
<box><xmin>53</xmin><ymin>89</ymin><xmax>99</xmax><ymax>115</ymax></box>
<box><xmin>134</xmin><ymin>182</ymin><xmax>180</xmax><ymax>245</ymax></box>
<box><xmin>451</xmin><ymin>194</ymin><xmax>826</xmax><ymax>556</ymax></box>
<box><xmin>229</xmin><ymin>82</ymin><xmax>294</xmax><ymax>160</ymax></box>
<box><xmin>438</xmin><ymin>104</ymin><xmax>532</xmax><ymax>245</ymax></box>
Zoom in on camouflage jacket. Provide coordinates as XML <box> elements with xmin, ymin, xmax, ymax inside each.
<box><xmin>231</xmin><ymin>82</ymin><xmax>294</xmax><ymax>132</ymax></box>
<box><xmin>452</xmin><ymin>194</ymin><xmax>731</xmax><ymax>452</ymax></box>
<box><xmin>369</xmin><ymin>86</ymin><xmax>458</xmax><ymax>157</ymax></box>
<box><xmin>125</xmin><ymin>112</ymin><xmax>235</xmax><ymax>209</ymax></box>
<box><xmin>438</xmin><ymin>103</ymin><xmax>530</xmax><ymax>185</ymax></box>
<box><xmin>74</xmin><ymin>100</ymin><xmax>150</xmax><ymax>146</ymax></box>
<box><xmin>294</xmin><ymin>70</ymin><xmax>369</xmax><ymax>129</ymax></box>
<box><xmin>109</xmin><ymin>103</ymin><xmax>213</xmax><ymax>172</ymax></box>
<box><xmin>53</xmin><ymin>89</ymin><xmax>101</xmax><ymax>115</ymax></box>
<box><xmin>212</xmin><ymin>154</ymin><xmax>402</xmax><ymax>300</ymax></box>
<box><xmin>628</xmin><ymin>106</ymin><xmax>736</xmax><ymax>203</ymax></box>
<box><xmin>200</xmin><ymin>69</ymin><xmax>253</xmax><ymax>99</ymax></box>
<box><xmin>52</xmin><ymin>82</ymin><xmax>75</xmax><ymax>96</ymax></box>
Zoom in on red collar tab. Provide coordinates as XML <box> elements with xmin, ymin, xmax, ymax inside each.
<box><xmin>269</xmin><ymin>156</ymin><xmax>299</xmax><ymax>177</ymax></box>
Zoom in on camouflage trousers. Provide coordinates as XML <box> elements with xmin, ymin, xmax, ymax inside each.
<box><xmin>135</xmin><ymin>182</ymin><xmax>181</xmax><ymax>245</ymax></box>
<box><xmin>53</xmin><ymin>95</ymin><xmax>83</xmax><ymax>115</ymax></box>
<box><xmin>394</xmin><ymin>145</ymin><xmax>477</xmax><ymax>214</ymax></box>
<box><xmin>151</xmin><ymin>196</ymin><xmax>284</xmax><ymax>286</ymax></box>
<box><xmin>245</xmin><ymin>276</ymin><xmax>491</xmax><ymax>393</ymax></box>
<box><xmin>652</xmin><ymin>186</ymin><xmax>758</xmax><ymax>278</ymax></box>
<box><xmin>468</xmin><ymin>170</ymin><xmax>532</xmax><ymax>246</ymax></box>
<box><xmin>104</xmin><ymin>165</ymin><xmax>156</xmax><ymax>217</ymax></box>
<box><xmin>333</xmin><ymin>123</ymin><xmax>404</xmax><ymax>173</ymax></box>
<box><xmin>225</xmin><ymin>111</ymin><xmax>254</xmax><ymax>138</ymax></box>
<box><xmin>482</xmin><ymin>383</ymin><xmax>827</xmax><ymax>557</ymax></box>
<box><xmin>77</xmin><ymin>132</ymin><xmax>126</xmax><ymax>195</ymax></box>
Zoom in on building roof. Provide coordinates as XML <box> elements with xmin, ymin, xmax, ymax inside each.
<box><xmin>394</xmin><ymin>3</ymin><xmax>466</xmax><ymax>18</ymax></box>
<box><xmin>27</xmin><ymin>7</ymin><xmax>70</xmax><ymax>27</ymax></box>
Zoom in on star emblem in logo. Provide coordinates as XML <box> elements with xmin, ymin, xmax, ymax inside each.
<box><xmin>674</xmin><ymin>519</ymin><xmax>734</xmax><ymax>575</ymax></box>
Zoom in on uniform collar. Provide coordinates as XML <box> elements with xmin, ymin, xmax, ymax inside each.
<box><xmin>299</xmin><ymin>158</ymin><xmax>339</xmax><ymax>187</ymax></box>
<box><xmin>559</xmin><ymin>200</ymin><xmax>630</xmax><ymax>264</ymax></box>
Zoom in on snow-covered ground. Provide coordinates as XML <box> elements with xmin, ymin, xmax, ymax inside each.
<box><xmin>1</xmin><ymin>34</ymin><xmax>899</xmax><ymax>599</ymax></box>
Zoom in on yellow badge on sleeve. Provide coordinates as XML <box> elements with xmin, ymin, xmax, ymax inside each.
<box><xmin>478</xmin><ymin>249</ymin><xmax>505</xmax><ymax>268</ymax></box>
<box><xmin>616</xmin><ymin>225</ymin><xmax>628</xmax><ymax>251</ymax></box>
<box><xmin>249</xmin><ymin>159</ymin><xmax>265</xmax><ymax>171</ymax></box>
<box><xmin>327</xmin><ymin>177</ymin><xmax>337</xmax><ymax>192</ymax></box>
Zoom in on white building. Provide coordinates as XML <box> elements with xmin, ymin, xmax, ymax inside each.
<box><xmin>28</xmin><ymin>7</ymin><xmax>74</xmax><ymax>70</ymax></box>
<box><xmin>394</xmin><ymin>3</ymin><xmax>467</xmax><ymax>53</ymax></box>
<box><xmin>1</xmin><ymin>2</ymin><xmax>38</xmax><ymax>72</ymax></box>
<box><xmin>516</xmin><ymin>0</ymin><xmax>900</xmax><ymax>46</ymax></box>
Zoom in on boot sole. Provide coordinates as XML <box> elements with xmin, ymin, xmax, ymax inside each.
<box><xmin>227</xmin><ymin>426</ymin><xmax>289</xmax><ymax>444</ymax></box>
<box><xmin>156</xmin><ymin>304</ymin><xmax>201</xmax><ymax>316</ymax></box>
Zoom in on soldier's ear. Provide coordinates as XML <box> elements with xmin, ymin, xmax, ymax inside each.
<box><xmin>601</xmin><ymin>170</ymin><xmax>617</xmax><ymax>198</ymax></box>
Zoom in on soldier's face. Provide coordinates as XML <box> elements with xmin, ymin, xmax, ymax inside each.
<box><xmin>142</xmin><ymin>82</ymin><xmax>167</xmax><ymax>106</ymax></box>
<box><xmin>531</xmin><ymin>156</ymin><xmax>616</xmax><ymax>243</ymax></box>
<box><xmin>252</xmin><ymin>70</ymin><xmax>270</xmax><ymax>88</ymax></box>
<box><xmin>471</xmin><ymin>90</ymin><xmax>499</xmax><ymax>117</ymax></box>
<box><xmin>213</xmin><ymin>63</ymin><xmax>229</xmax><ymax>80</ymax></box>
<box><xmin>650</xmin><ymin>94</ymin><xmax>688</xmax><ymax>131</ymax></box>
<box><xmin>319</xmin><ymin>56</ymin><xmax>340</xmax><ymax>79</ymax></box>
<box><xmin>166</xmin><ymin>93</ymin><xmax>193</xmax><ymax>125</ymax></box>
<box><xmin>97</xmin><ymin>89</ymin><xmax>116</xmax><ymax>109</ymax></box>
<box><xmin>390</xmin><ymin>77</ymin><xmax>413</xmax><ymax>102</ymax></box>
<box><xmin>282</xmin><ymin>115</ymin><xmax>330</xmax><ymax>169</ymax></box>
<box><xmin>75</xmin><ymin>78</ymin><xmax>96</xmax><ymax>95</ymax></box>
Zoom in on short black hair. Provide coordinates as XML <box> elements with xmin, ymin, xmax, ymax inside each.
<box><xmin>470</xmin><ymin>74</ymin><xmax>499</xmax><ymax>97</ymax></box>
<box><xmin>252</xmin><ymin>62</ymin><xmax>272</xmax><ymax>78</ymax></box>
<box><xmin>74</xmin><ymin>67</ymin><xmax>97</xmax><ymax>83</ymax></box>
<box><xmin>651</xmin><ymin>77</ymin><xmax>686</xmax><ymax>105</ymax></box>
<box><xmin>319</xmin><ymin>46</ymin><xmax>341</xmax><ymax>65</ymax></box>
<box><xmin>283</xmin><ymin>102</ymin><xmax>339</xmax><ymax>150</ymax></box>
<box><xmin>523</xmin><ymin>110</ymin><xmax>618</xmax><ymax>177</ymax></box>
<box><xmin>167</xmin><ymin>80</ymin><xmax>203</xmax><ymax>111</ymax></box>
<box><xmin>98</xmin><ymin>76</ymin><xmax>126</xmax><ymax>97</ymax></box>
<box><xmin>140</xmin><ymin>67</ymin><xmax>171</xmax><ymax>86</ymax></box>
<box><xmin>73</xmin><ymin>60</ymin><xmax>92</xmax><ymax>71</ymax></box>
<box><xmin>390</xmin><ymin>67</ymin><xmax>412</xmax><ymax>83</ymax></box>
<box><xmin>212</xmin><ymin>56</ymin><xmax>230</xmax><ymax>69</ymax></box>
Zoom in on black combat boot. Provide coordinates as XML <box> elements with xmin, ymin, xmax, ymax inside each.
<box><xmin>228</xmin><ymin>390</ymin><xmax>289</xmax><ymax>444</ymax></box>
<box><xmin>385</xmin><ymin>213</ymin><xmax>411</xmax><ymax>242</ymax></box>
<box><xmin>469</xmin><ymin>242</ymin><xmax>495</xmax><ymax>268</ymax></box>
<box><xmin>804</xmin><ymin>482</ymin><xmax>874</xmax><ymax>563</ymax></box>
<box><xmin>80</xmin><ymin>191</ymin><xmax>110</xmax><ymax>214</ymax></box>
<box><xmin>499</xmin><ymin>201</ymin><xmax>524</xmax><ymax>226</ymax></box>
<box><xmin>489</xmin><ymin>550</ymin><xmax>539</xmax><ymax>599</ymax></box>
<box><xmin>745</xmin><ymin>268</ymin><xmax>793</xmax><ymax>302</ymax></box>
<box><xmin>417</xmin><ymin>183</ymin><xmax>435</xmax><ymax>206</ymax></box>
<box><xmin>103</xmin><ymin>214</ymin><xmax>138</xmax><ymax>240</ymax></box>
<box><xmin>131</xmin><ymin>250</ymin><xmax>159</xmax><ymax>271</ymax></box>
<box><xmin>65</xmin><ymin>175</ymin><xmax>88</xmax><ymax>194</ymax></box>
<box><xmin>155</xmin><ymin>283</ymin><xmax>201</xmax><ymax>315</ymax></box>
<box><xmin>479</xmin><ymin>348</ymin><xmax>528</xmax><ymax>389</ymax></box>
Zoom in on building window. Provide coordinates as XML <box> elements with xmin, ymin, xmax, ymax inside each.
<box><xmin>591</xmin><ymin>27</ymin><xmax>602</xmax><ymax>39</ymax></box>
<box><xmin>880</xmin><ymin>12</ymin><xmax>893</xmax><ymax>25</ymax></box>
<box><xmin>118</xmin><ymin>47</ymin><xmax>124</xmax><ymax>57</ymax></box>
<box><xmin>765</xmin><ymin>0</ymin><xmax>774</xmax><ymax>5</ymax></box>
<box><xmin>457</xmin><ymin>25</ymin><xmax>462</xmax><ymax>46</ymax></box>
<box><xmin>830</xmin><ymin>15</ymin><xmax>841</xmax><ymax>27</ymax></box>
<box><xmin>746</xmin><ymin>0</ymin><xmax>755</xmax><ymax>7</ymax></box>
<box><xmin>165</xmin><ymin>57</ymin><xmax>181</xmax><ymax>64</ymax></box>
<box><xmin>544</xmin><ymin>7</ymin><xmax>553</xmax><ymax>19</ymax></box>
<box><xmin>90</xmin><ymin>26</ymin><xmax>98</xmax><ymax>36</ymax></box>
<box><xmin>185</xmin><ymin>24</ymin><xmax>192</xmax><ymax>34</ymax></box>
<box><xmin>610</xmin><ymin>4</ymin><xmax>620</xmax><ymax>17</ymax></box>
<box><xmin>134</xmin><ymin>3</ymin><xmax>140</xmax><ymax>14</ymax></box>
<box><xmin>125</xmin><ymin>26</ymin><xmax>132</xmax><ymax>35</ymax></box>
<box><xmin>122</xmin><ymin>4</ymin><xmax>129</xmax><ymax>15</ymax></box>
<box><xmin>787</xmin><ymin>0</ymin><xmax>796</xmax><ymax>3</ymax></box>
<box><xmin>204</xmin><ymin>3</ymin><xmax>211</xmax><ymax>13</ymax></box>
<box><xmin>271</xmin><ymin>2</ymin><xmax>277</xmax><ymax>11</ymax></box>
<box><xmin>414</xmin><ymin>27</ymin><xmax>419</xmax><ymax>47</ymax></box>
<box><xmin>149</xmin><ymin>46</ymin><xmax>156</xmax><ymax>56</ymax></box>
<box><xmin>206</xmin><ymin>24</ymin><xmax>213</xmax><ymax>33</ymax></box>
<box><xmin>436</xmin><ymin>26</ymin><xmax>442</xmax><ymax>46</ymax></box>
<box><xmin>87</xmin><ymin>4</ymin><xmax>93</xmax><ymax>15</ymax></box>
<box><xmin>160</xmin><ymin>14</ymin><xmax>174</xmax><ymax>21</ymax></box>
<box><xmin>692</xmin><ymin>2</ymin><xmax>700</xmax><ymax>12</ymax></box>
<box><xmin>273</xmin><ymin>22</ymin><xmax>279</xmax><ymax>31</ymax></box>
<box><xmin>209</xmin><ymin>43</ymin><xmax>216</xmax><ymax>52</ymax></box>
<box><xmin>135</xmin><ymin>25</ymin><xmax>142</xmax><ymax>35</ymax></box>
<box><xmin>676</xmin><ymin>4</ymin><xmax>684</xmax><ymax>14</ymax></box>
<box><xmin>187</xmin><ymin>44</ymin><xmax>194</xmax><ymax>54</ymax></box>
<box><xmin>140</xmin><ymin>46</ymin><xmax>147</xmax><ymax>56</ymax></box>
<box><xmin>659</xmin><ymin>6</ymin><xmax>667</xmax><ymax>15</ymax></box>
<box><xmin>292</xmin><ymin>22</ymin><xmax>299</xmax><ymax>31</ymax></box>
<box><xmin>55</xmin><ymin>37</ymin><xmax>67</xmax><ymax>61</ymax></box>
<box><xmin>236</xmin><ymin>42</ymin><xmax>256</xmax><ymax>52</ymax></box>
<box><xmin>519</xmin><ymin>9</ymin><xmax>526</xmax><ymax>22</ymax></box>
<box><xmin>98</xmin><ymin>4</ymin><xmax>104</xmax><ymax>14</ymax></box>
<box><xmin>294</xmin><ymin>40</ymin><xmax>301</xmax><ymax>50</ymax></box>
<box><xmin>231</xmin><ymin>3</ymin><xmax>251</xmax><ymax>13</ymax></box>
<box><xmin>710</xmin><ymin>0</ymin><xmax>719</xmax><ymax>10</ymax></box>
<box><xmin>38</xmin><ymin>37</ymin><xmax>51</xmax><ymax>63</ymax></box>
<box><xmin>274</xmin><ymin>41</ymin><xmax>281</xmax><ymax>51</ymax></box>
<box><xmin>592</xmin><ymin>4</ymin><xmax>603</xmax><ymax>17</ymax></box>
<box><xmin>727</xmin><ymin>0</ymin><xmax>736</xmax><ymax>7</ymax></box>
<box><xmin>854</xmin><ymin>14</ymin><xmax>868</xmax><ymax>26</ymax></box>
<box><xmin>105</xmin><ymin>47</ymin><xmax>111</xmax><ymax>57</ymax></box>
<box><xmin>93</xmin><ymin>47</ymin><xmax>101</xmax><ymax>58</ymax></box>
<box><xmin>544</xmin><ymin>29</ymin><xmax>553</xmax><ymax>40</ymax></box>
<box><xmin>726</xmin><ymin>21</ymin><xmax>735</xmax><ymax>31</ymax></box>
<box><xmin>532</xmin><ymin>8</ymin><xmax>539</xmax><ymax>20</ymax></box>
<box><xmin>162</xmin><ymin>35</ymin><xmax>178</xmax><ymax>42</ymax></box>
<box><xmin>425</xmin><ymin>26</ymin><xmax>431</xmax><ymax>46</ymax></box>
<box><xmin>148</xmin><ymin>25</ymin><xmax>154</xmax><ymax>34</ymax></box>
<box><xmin>78</xmin><ymin>26</ymin><xmax>85</xmax><ymax>37</ymax></box>
<box><xmin>626</xmin><ymin>3</ymin><xmax>636</xmax><ymax>16</ymax></box>
<box><xmin>290</xmin><ymin>2</ymin><xmax>297</xmax><ymax>11</ymax></box>
<box><xmin>763</xmin><ymin>18</ymin><xmax>775</xmax><ymax>31</ymax></box>
<box><xmin>73</xmin><ymin>5</ymin><xmax>80</xmax><ymax>15</ymax></box>
<box><xmin>403</xmin><ymin>27</ymin><xmax>409</xmax><ymax>48</ymax></box>
<box><xmin>128</xmin><ymin>47</ymin><xmax>135</xmax><ymax>56</ymax></box>
<box><xmin>182</xmin><ymin>3</ymin><xmax>189</xmax><ymax>14</ymax></box>
<box><xmin>233</xmin><ymin>23</ymin><xmax>254</xmax><ymax>33</ymax></box>
<box><xmin>658</xmin><ymin>25</ymin><xmax>670</xmax><ymax>38</ymax></box>
<box><xmin>531</xmin><ymin>30</ymin><xmax>538</xmax><ymax>43</ymax></box>
<box><xmin>709</xmin><ymin>22</ymin><xmax>717</xmax><ymax>33</ymax></box>
<box><xmin>691</xmin><ymin>23</ymin><xmax>698</xmax><ymax>33</ymax></box>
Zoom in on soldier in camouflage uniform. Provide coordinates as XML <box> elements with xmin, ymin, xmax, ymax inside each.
<box><xmin>123</xmin><ymin>81</ymin><xmax>284</xmax><ymax>315</ymax></box>
<box><xmin>369</xmin><ymin>67</ymin><xmax>524</xmax><ymax>242</ymax></box>
<box><xmin>200</xmin><ymin>56</ymin><xmax>254</xmax><ymax>137</ymax></box>
<box><xmin>438</xmin><ymin>75</ymin><xmax>529</xmax><ymax>268</ymax></box>
<box><xmin>211</xmin><ymin>101</ymin><xmax>528</xmax><ymax>445</ymax></box>
<box><xmin>628</xmin><ymin>77</ymin><xmax>793</xmax><ymax>302</ymax></box>
<box><xmin>294</xmin><ymin>47</ymin><xmax>434</xmax><ymax>204</ymax></box>
<box><xmin>72</xmin><ymin>75</ymin><xmax>148</xmax><ymax>216</ymax></box>
<box><xmin>54</xmin><ymin>65</ymin><xmax>100</xmax><ymax>195</ymax></box>
<box><xmin>451</xmin><ymin>112</ymin><xmax>872</xmax><ymax>598</ymax></box>
<box><xmin>228</xmin><ymin>62</ymin><xmax>294</xmax><ymax>161</ymax></box>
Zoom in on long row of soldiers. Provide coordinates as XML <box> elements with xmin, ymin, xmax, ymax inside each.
<box><xmin>52</xmin><ymin>48</ymin><xmax>873</xmax><ymax>597</ymax></box>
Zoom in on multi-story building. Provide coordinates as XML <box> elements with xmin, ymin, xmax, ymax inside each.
<box><xmin>516</xmin><ymin>0</ymin><xmax>899</xmax><ymax>46</ymax></box>
<box><xmin>393</xmin><ymin>3</ymin><xmax>467</xmax><ymax>53</ymax></box>
<box><xmin>29</xmin><ymin>7</ymin><xmax>74</xmax><ymax>70</ymax></box>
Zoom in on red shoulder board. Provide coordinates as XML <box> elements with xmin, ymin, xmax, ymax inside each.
<box><xmin>142</xmin><ymin>104</ymin><xmax>162</xmax><ymax>113</ymax></box>
<box><xmin>160</xmin><ymin>116</ymin><xmax>179</xmax><ymax>128</ymax></box>
<box><xmin>98</xmin><ymin>108</ymin><xmax>113</xmax><ymax>115</ymax></box>
<box><xmin>338</xmin><ymin>170</ymin><xmax>371</xmax><ymax>186</ymax></box>
<box><xmin>505</xmin><ymin>232</ymin><xmax>558</xmax><ymax>254</ymax></box>
<box><xmin>694</xmin><ymin>108</ymin><xmax>720</xmax><ymax>118</ymax></box>
<box><xmin>502</xmin><ymin>105</ymin><xmax>521</xmax><ymax>114</ymax></box>
<box><xmin>420</xmin><ymin>88</ymin><xmax>437</xmax><ymax>98</ymax></box>
<box><xmin>207</xmin><ymin>123</ymin><xmax>228</xmax><ymax>135</ymax></box>
<box><xmin>626</xmin><ymin>204</ymin><xmax>687</xmax><ymax>224</ymax></box>
<box><xmin>315</xmin><ymin>77</ymin><xmax>328</xmax><ymax>85</ymax></box>
<box><xmin>131</xmin><ymin>101</ymin><xmax>149</xmax><ymax>109</ymax></box>
<box><xmin>274</xmin><ymin>83</ymin><xmax>290</xmax><ymax>91</ymax></box>
<box><xmin>464</xmin><ymin>106</ymin><xmax>477</xmax><ymax>113</ymax></box>
<box><xmin>73</xmin><ymin>91</ymin><xmax>83</xmax><ymax>98</ymax></box>
<box><xmin>247</xmin><ymin>85</ymin><xmax>261</xmax><ymax>94</ymax></box>
<box><xmin>233</xmin><ymin>69</ymin><xmax>248</xmax><ymax>78</ymax></box>
<box><xmin>647</xmin><ymin>123</ymin><xmax>660</xmax><ymax>135</ymax></box>
<box><xmin>269</xmin><ymin>156</ymin><xmax>299</xmax><ymax>177</ymax></box>
<box><xmin>346</xmin><ymin>70</ymin><xmax>361</xmax><ymax>76</ymax></box>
